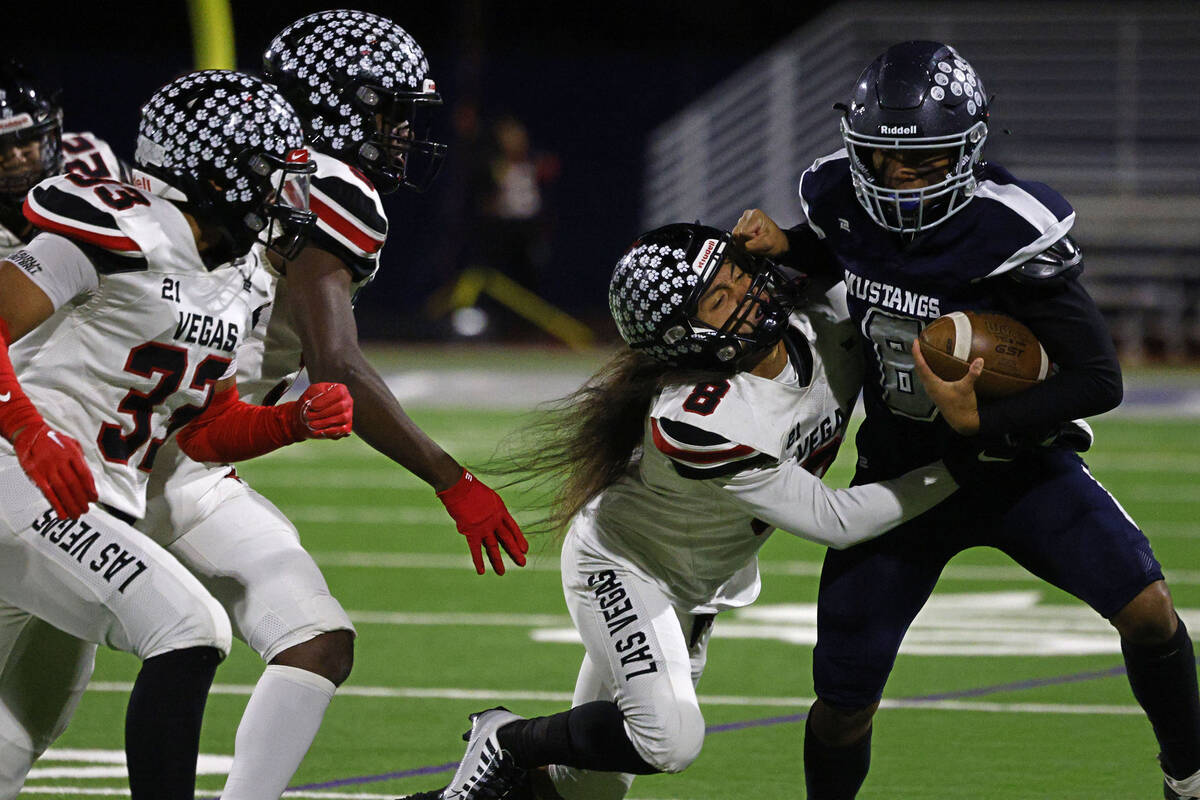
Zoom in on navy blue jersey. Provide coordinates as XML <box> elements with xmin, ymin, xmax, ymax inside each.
<box><xmin>797</xmin><ymin>149</ymin><xmax>1079</xmax><ymax>475</ymax></box>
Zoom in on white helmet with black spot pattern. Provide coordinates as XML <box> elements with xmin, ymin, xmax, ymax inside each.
<box><xmin>264</xmin><ymin>9</ymin><xmax>447</xmax><ymax>194</ymax></box>
<box><xmin>134</xmin><ymin>70</ymin><xmax>317</xmax><ymax>263</ymax></box>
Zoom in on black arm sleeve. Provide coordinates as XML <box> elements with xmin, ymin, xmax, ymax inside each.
<box><xmin>780</xmin><ymin>225</ymin><xmax>843</xmax><ymax>291</ymax></box>
<box><xmin>977</xmin><ymin>273</ymin><xmax>1123</xmax><ymax>440</ymax></box>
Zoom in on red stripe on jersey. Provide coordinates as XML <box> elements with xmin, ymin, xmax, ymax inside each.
<box><xmin>310</xmin><ymin>192</ymin><xmax>384</xmax><ymax>254</ymax></box>
<box><xmin>22</xmin><ymin>197</ymin><xmax>141</xmax><ymax>253</ymax></box>
<box><xmin>650</xmin><ymin>418</ymin><xmax>755</xmax><ymax>464</ymax></box>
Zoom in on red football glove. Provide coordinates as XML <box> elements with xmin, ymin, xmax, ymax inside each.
<box><xmin>14</xmin><ymin>422</ymin><xmax>97</xmax><ymax>520</ymax></box>
<box><xmin>436</xmin><ymin>469</ymin><xmax>528</xmax><ymax>575</ymax></box>
<box><xmin>289</xmin><ymin>382</ymin><xmax>353</xmax><ymax>440</ymax></box>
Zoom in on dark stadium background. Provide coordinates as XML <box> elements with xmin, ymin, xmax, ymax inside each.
<box><xmin>14</xmin><ymin>1</ymin><xmax>837</xmax><ymax>342</ymax></box>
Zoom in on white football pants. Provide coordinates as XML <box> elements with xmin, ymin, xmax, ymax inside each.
<box><xmin>138</xmin><ymin>456</ymin><xmax>355</xmax><ymax>662</ymax></box>
<box><xmin>0</xmin><ymin>457</ymin><xmax>232</xmax><ymax>799</ymax></box>
<box><xmin>548</xmin><ymin>522</ymin><xmax>713</xmax><ymax>800</ymax></box>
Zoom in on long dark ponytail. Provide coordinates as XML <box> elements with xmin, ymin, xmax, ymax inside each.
<box><xmin>489</xmin><ymin>348</ymin><xmax>731</xmax><ymax>536</ymax></box>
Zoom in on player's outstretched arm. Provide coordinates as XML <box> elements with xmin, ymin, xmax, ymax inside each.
<box><xmin>718</xmin><ymin>455</ymin><xmax>957</xmax><ymax>550</ymax></box>
<box><xmin>0</xmin><ymin>260</ymin><xmax>97</xmax><ymax>519</ymax></box>
<box><xmin>176</xmin><ymin>379</ymin><xmax>352</xmax><ymax>463</ymax></box>
<box><xmin>284</xmin><ymin>246</ymin><xmax>528</xmax><ymax>575</ymax></box>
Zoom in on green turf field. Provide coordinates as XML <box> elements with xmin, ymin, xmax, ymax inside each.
<box><xmin>21</xmin><ymin>399</ymin><xmax>1200</xmax><ymax>799</ymax></box>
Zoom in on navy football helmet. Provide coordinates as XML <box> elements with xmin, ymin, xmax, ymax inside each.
<box><xmin>134</xmin><ymin>70</ymin><xmax>318</xmax><ymax>263</ymax></box>
<box><xmin>840</xmin><ymin>40</ymin><xmax>988</xmax><ymax>234</ymax></box>
<box><xmin>609</xmin><ymin>223</ymin><xmax>804</xmax><ymax>370</ymax></box>
<box><xmin>264</xmin><ymin>10</ymin><xmax>447</xmax><ymax>194</ymax></box>
<box><xmin>0</xmin><ymin>58</ymin><xmax>63</xmax><ymax>208</ymax></box>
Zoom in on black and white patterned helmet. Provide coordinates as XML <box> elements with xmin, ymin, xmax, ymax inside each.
<box><xmin>609</xmin><ymin>223</ymin><xmax>799</xmax><ymax>369</ymax></box>
<box><xmin>134</xmin><ymin>70</ymin><xmax>317</xmax><ymax>263</ymax></box>
<box><xmin>264</xmin><ymin>10</ymin><xmax>447</xmax><ymax>194</ymax></box>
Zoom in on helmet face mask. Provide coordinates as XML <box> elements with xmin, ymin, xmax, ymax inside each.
<box><xmin>349</xmin><ymin>80</ymin><xmax>445</xmax><ymax>193</ymax></box>
<box><xmin>0</xmin><ymin>59</ymin><xmax>63</xmax><ymax>208</ymax></box>
<box><xmin>241</xmin><ymin>150</ymin><xmax>318</xmax><ymax>260</ymax></box>
<box><xmin>264</xmin><ymin>10</ymin><xmax>448</xmax><ymax>195</ymax></box>
<box><xmin>135</xmin><ymin>70</ymin><xmax>317</xmax><ymax>265</ymax></box>
<box><xmin>609</xmin><ymin>223</ymin><xmax>803</xmax><ymax>371</ymax></box>
<box><xmin>841</xmin><ymin>41</ymin><xmax>989</xmax><ymax>235</ymax></box>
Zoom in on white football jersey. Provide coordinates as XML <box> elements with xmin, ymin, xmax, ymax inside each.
<box><xmin>575</xmin><ymin>288</ymin><xmax>957</xmax><ymax>613</ymax></box>
<box><xmin>5</xmin><ymin>172</ymin><xmax>272</xmax><ymax>519</ymax></box>
<box><xmin>0</xmin><ymin>132</ymin><xmax>126</xmax><ymax>257</ymax></box>
<box><xmin>140</xmin><ymin>150</ymin><xmax>385</xmax><ymax>532</ymax></box>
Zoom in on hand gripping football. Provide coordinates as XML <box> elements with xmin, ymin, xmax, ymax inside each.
<box><xmin>917</xmin><ymin>311</ymin><xmax>1050</xmax><ymax>398</ymax></box>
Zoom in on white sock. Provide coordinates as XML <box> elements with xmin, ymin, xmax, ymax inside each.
<box><xmin>1167</xmin><ymin>765</ymin><xmax>1200</xmax><ymax>798</ymax></box>
<box><xmin>220</xmin><ymin>664</ymin><xmax>336</xmax><ymax>800</ymax></box>
<box><xmin>0</xmin><ymin>726</ymin><xmax>37</xmax><ymax>800</ymax></box>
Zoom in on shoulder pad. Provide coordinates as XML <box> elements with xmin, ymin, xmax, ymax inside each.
<box><xmin>24</xmin><ymin>175</ymin><xmax>148</xmax><ymax>272</ymax></box>
<box><xmin>798</xmin><ymin>149</ymin><xmax>850</xmax><ymax>240</ymax></box>
<box><xmin>61</xmin><ymin>132</ymin><xmax>131</xmax><ymax>183</ymax></box>
<box><xmin>1009</xmin><ymin>235</ymin><xmax>1083</xmax><ymax>287</ymax></box>
<box><xmin>650</xmin><ymin>416</ymin><xmax>772</xmax><ymax>480</ymax></box>
<box><xmin>23</xmin><ymin>174</ymin><xmax>206</xmax><ymax>275</ymax></box>
<box><xmin>307</xmin><ymin>152</ymin><xmax>388</xmax><ymax>282</ymax></box>
<box><xmin>973</xmin><ymin>168</ymin><xmax>1076</xmax><ymax>280</ymax></box>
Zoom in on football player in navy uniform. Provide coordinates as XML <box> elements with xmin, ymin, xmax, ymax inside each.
<box><xmin>0</xmin><ymin>71</ymin><xmax>353</xmax><ymax>799</ymax></box>
<box><xmin>125</xmin><ymin>12</ymin><xmax>526</xmax><ymax>800</ymax></box>
<box><xmin>735</xmin><ymin>40</ymin><xmax>1200</xmax><ymax>799</ymax></box>
<box><xmin>412</xmin><ymin>222</ymin><xmax>964</xmax><ymax>800</ymax></box>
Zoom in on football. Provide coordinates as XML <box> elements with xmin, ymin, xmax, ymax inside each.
<box><xmin>917</xmin><ymin>311</ymin><xmax>1050</xmax><ymax>398</ymax></box>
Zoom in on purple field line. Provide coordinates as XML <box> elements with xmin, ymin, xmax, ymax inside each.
<box><xmin>274</xmin><ymin>664</ymin><xmax>1128</xmax><ymax>794</ymax></box>
<box><xmin>286</xmin><ymin>761</ymin><xmax>460</xmax><ymax>791</ymax></box>
<box><xmin>705</xmin><ymin>663</ymin><xmax>1128</xmax><ymax>734</ymax></box>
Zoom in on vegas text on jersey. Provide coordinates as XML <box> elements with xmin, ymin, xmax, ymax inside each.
<box><xmin>8</xmin><ymin>171</ymin><xmax>273</xmax><ymax>518</ymax></box>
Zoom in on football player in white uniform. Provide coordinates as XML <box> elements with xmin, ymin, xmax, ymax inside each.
<box><xmin>0</xmin><ymin>58</ymin><xmax>127</xmax><ymax>257</ymax></box>
<box><xmin>417</xmin><ymin>222</ymin><xmax>961</xmax><ymax>800</ymax></box>
<box><xmin>0</xmin><ymin>71</ymin><xmax>353</xmax><ymax>800</ymax></box>
<box><xmin>0</xmin><ymin>58</ymin><xmax>136</xmax><ymax>794</ymax></box>
<box><xmin>125</xmin><ymin>12</ymin><xmax>526</xmax><ymax>800</ymax></box>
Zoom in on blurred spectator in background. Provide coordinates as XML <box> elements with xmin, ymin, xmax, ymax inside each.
<box><xmin>478</xmin><ymin>115</ymin><xmax>559</xmax><ymax>294</ymax></box>
<box><xmin>436</xmin><ymin>113</ymin><xmax>563</xmax><ymax>342</ymax></box>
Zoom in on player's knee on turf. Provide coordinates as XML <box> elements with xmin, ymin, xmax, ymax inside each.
<box><xmin>1113</xmin><ymin>581</ymin><xmax>1178</xmax><ymax>645</ymax></box>
<box><xmin>627</xmin><ymin>704</ymin><xmax>705</xmax><ymax>773</ymax></box>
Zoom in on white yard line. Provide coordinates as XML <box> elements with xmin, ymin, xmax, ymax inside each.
<box><xmin>80</xmin><ymin>681</ymin><xmax>1138</xmax><ymax>715</ymax></box>
<box><xmin>243</xmin><ymin>453</ymin><xmax>1200</xmax><ymax>489</ymax></box>
<box><xmin>349</xmin><ymin>610</ymin><xmax>568</xmax><ymax>626</ymax></box>
<box><xmin>308</xmin><ymin>549</ymin><xmax>1200</xmax><ymax>584</ymax></box>
<box><xmin>20</xmin><ymin>790</ymin><xmax>400</xmax><ymax>799</ymax></box>
<box><xmin>23</xmin><ymin>788</ymin><xmax>671</xmax><ymax>800</ymax></box>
